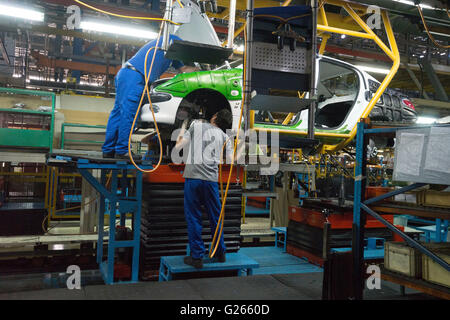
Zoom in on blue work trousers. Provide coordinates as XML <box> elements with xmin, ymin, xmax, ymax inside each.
<box><xmin>184</xmin><ymin>178</ymin><xmax>226</xmax><ymax>259</ymax></box>
<box><xmin>102</xmin><ymin>67</ymin><xmax>145</xmax><ymax>155</ymax></box>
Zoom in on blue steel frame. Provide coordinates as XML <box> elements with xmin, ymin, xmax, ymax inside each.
<box><xmin>74</xmin><ymin>159</ymin><xmax>152</xmax><ymax>285</ymax></box>
<box><xmin>353</xmin><ymin>122</ymin><xmax>450</xmax><ymax>298</ymax></box>
<box><xmin>403</xmin><ymin>216</ymin><xmax>449</xmax><ymax>243</ymax></box>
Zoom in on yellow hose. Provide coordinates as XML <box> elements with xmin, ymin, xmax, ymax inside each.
<box><xmin>416</xmin><ymin>4</ymin><xmax>450</xmax><ymax>49</ymax></box>
<box><xmin>74</xmin><ymin>0</ymin><xmax>180</xmax><ymax>25</ymax></box>
<box><xmin>127</xmin><ymin>25</ymin><xmax>165</xmax><ymax>173</ymax></box>
<box><xmin>208</xmin><ymin>23</ymin><xmax>247</xmax><ymax>258</ymax></box>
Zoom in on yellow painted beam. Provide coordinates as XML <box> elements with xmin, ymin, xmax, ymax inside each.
<box><xmin>216</xmin><ymin>0</ymin><xmax>282</xmax><ymax>11</ymax></box>
<box><xmin>343</xmin><ymin>3</ymin><xmax>394</xmax><ymax>61</ymax></box>
<box><xmin>282</xmin><ymin>113</ymin><xmax>295</xmax><ymax>125</ymax></box>
<box><xmin>208</xmin><ymin>8</ymin><xmax>230</xmax><ymax>19</ymax></box>
<box><xmin>207</xmin><ymin>9</ymin><xmax>246</xmax><ymax>23</ymax></box>
<box><xmin>325</xmin><ymin>8</ymin><xmax>400</xmax><ymax>152</ymax></box>
<box><xmin>319</xmin><ymin>5</ymin><xmax>328</xmax><ymax>26</ymax></box>
<box><xmin>317</xmin><ymin>24</ymin><xmax>374</xmax><ymax>39</ymax></box>
<box><xmin>319</xmin><ymin>33</ymin><xmax>330</xmax><ymax>54</ymax></box>
<box><xmin>325</xmin><ymin>0</ymin><xmax>370</xmax><ymax>12</ymax></box>
<box><xmin>213</xmin><ymin>1</ymin><xmax>363</xmax><ymax>33</ymax></box>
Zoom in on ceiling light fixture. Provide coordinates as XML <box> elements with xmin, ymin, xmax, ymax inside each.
<box><xmin>429</xmin><ymin>31</ymin><xmax>450</xmax><ymax>38</ymax></box>
<box><xmin>80</xmin><ymin>20</ymin><xmax>158</xmax><ymax>40</ymax></box>
<box><xmin>392</xmin><ymin>0</ymin><xmax>435</xmax><ymax>10</ymax></box>
<box><xmin>0</xmin><ymin>3</ymin><xmax>44</xmax><ymax>22</ymax></box>
<box><xmin>416</xmin><ymin>116</ymin><xmax>437</xmax><ymax>124</ymax></box>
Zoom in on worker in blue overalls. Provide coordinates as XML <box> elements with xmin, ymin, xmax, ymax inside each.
<box><xmin>102</xmin><ymin>34</ymin><xmax>196</xmax><ymax>159</ymax></box>
<box><xmin>174</xmin><ymin>111</ymin><xmax>244</xmax><ymax>269</ymax></box>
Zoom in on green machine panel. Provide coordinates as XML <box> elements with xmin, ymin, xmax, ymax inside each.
<box><xmin>0</xmin><ymin>87</ymin><xmax>55</xmax><ymax>151</ymax></box>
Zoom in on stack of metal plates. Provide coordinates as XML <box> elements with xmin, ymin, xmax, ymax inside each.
<box><xmin>287</xmin><ymin>220</ymin><xmax>394</xmax><ymax>256</ymax></box>
<box><xmin>140</xmin><ymin>183</ymin><xmax>242</xmax><ymax>278</ymax></box>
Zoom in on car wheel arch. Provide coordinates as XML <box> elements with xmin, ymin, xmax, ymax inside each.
<box><xmin>175</xmin><ymin>88</ymin><xmax>232</xmax><ymax>126</ymax></box>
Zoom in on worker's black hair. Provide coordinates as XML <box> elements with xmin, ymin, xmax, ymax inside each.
<box><xmin>214</xmin><ymin>109</ymin><xmax>232</xmax><ymax>133</ymax></box>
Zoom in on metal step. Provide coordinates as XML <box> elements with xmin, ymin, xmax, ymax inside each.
<box><xmin>139</xmin><ymin>182</ymin><xmax>242</xmax><ymax>276</ymax></box>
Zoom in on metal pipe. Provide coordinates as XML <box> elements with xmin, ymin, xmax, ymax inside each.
<box><xmin>162</xmin><ymin>0</ymin><xmax>173</xmax><ymax>51</ymax></box>
<box><xmin>338</xmin><ymin>156</ymin><xmax>345</xmax><ymax>206</ymax></box>
<box><xmin>244</xmin><ymin>0</ymin><xmax>253</xmax><ymax>132</ymax></box>
<box><xmin>318</xmin><ymin>33</ymin><xmax>330</xmax><ymax>55</ymax></box>
<box><xmin>307</xmin><ymin>0</ymin><xmax>318</xmax><ymax>139</ymax></box>
<box><xmin>227</xmin><ymin>0</ymin><xmax>237</xmax><ymax>49</ymax></box>
<box><xmin>317</xmin><ymin>25</ymin><xmax>376</xmax><ymax>40</ymax></box>
<box><xmin>364</xmin><ymin>182</ymin><xmax>426</xmax><ymax>205</ymax></box>
<box><xmin>352</xmin><ymin>121</ymin><xmax>365</xmax><ymax>300</ymax></box>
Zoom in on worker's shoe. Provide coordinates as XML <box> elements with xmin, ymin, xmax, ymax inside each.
<box><xmin>183</xmin><ymin>256</ymin><xmax>203</xmax><ymax>269</ymax></box>
<box><xmin>102</xmin><ymin>151</ymin><xmax>115</xmax><ymax>159</ymax></box>
<box><xmin>115</xmin><ymin>152</ymin><xmax>142</xmax><ymax>161</ymax></box>
<box><xmin>213</xmin><ymin>252</ymin><xmax>226</xmax><ymax>263</ymax></box>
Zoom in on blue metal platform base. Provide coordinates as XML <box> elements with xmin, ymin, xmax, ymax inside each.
<box><xmin>331</xmin><ymin>237</ymin><xmax>385</xmax><ymax>260</ymax></box>
<box><xmin>272</xmin><ymin>227</ymin><xmax>287</xmax><ymax>252</ymax></box>
<box><xmin>245</xmin><ymin>205</ymin><xmax>270</xmax><ymax>215</ymax></box>
<box><xmin>47</xmin><ymin>153</ymin><xmax>153</xmax><ymax>285</ymax></box>
<box><xmin>158</xmin><ymin>253</ymin><xmax>259</xmax><ymax>281</ymax></box>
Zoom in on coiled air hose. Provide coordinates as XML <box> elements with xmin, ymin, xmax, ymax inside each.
<box><xmin>209</xmin><ymin>24</ymin><xmax>247</xmax><ymax>258</ymax></box>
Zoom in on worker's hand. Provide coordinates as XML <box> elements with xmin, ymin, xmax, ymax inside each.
<box><xmin>178</xmin><ymin>66</ymin><xmax>199</xmax><ymax>74</ymax></box>
<box><xmin>181</xmin><ymin>118</ymin><xmax>190</xmax><ymax>130</ymax></box>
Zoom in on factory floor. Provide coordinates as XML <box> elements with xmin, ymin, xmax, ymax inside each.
<box><xmin>0</xmin><ymin>245</ymin><xmax>437</xmax><ymax>300</ymax></box>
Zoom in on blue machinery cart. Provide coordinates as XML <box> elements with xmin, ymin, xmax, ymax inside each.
<box><xmin>47</xmin><ymin>152</ymin><xmax>152</xmax><ymax>284</ymax></box>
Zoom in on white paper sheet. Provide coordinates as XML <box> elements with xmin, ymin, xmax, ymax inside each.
<box><xmin>395</xmin><ymin>132</ymin><xmax>425</xmax><ymax>177</ymax></box>
<box><xmin>424</xmin><ymin>127</ymin><xmax>450</xmax><ymax>174</ymax></box>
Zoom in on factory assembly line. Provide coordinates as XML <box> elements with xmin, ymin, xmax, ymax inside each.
<box><xmin>0</xmin><ymin>0</ymin><xmax>449</xmax><ymax>305</ymax></box>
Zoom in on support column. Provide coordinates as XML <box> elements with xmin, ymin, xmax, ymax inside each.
<box><xmin>352</xmin><ymin>122</ymin><xmax>367</xmax><ymax>300</ymax></box>
<box><xmin>404</xmin><ymin>63</ymin><xmax>430</xmax><ymax>100</ymax></box>
<box><xmin>419</xmin><ymin>57</ymin><xmax>449</xmax><ymax>102</ymax></box>
<box><xmin>80</xmin><ymin>169</ymin><xmax>99</xmax><ymax>234</ymax></box>
<box><xmin>307</xmin><ymin>0</ymin><xmax>318</xmax><ymax>139</ymax></box>
<box><xmin>244</xmin><ymin>0</ymin><xmax>254</xmax><ymax>133</ymax></box>
<box><xmin>226</xmin><ymin>0</ymin><xmax>237</xmax><ymax>50</ymax></box>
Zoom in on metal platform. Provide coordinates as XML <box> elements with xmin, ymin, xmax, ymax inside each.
<box><xmin>46</xmin><ymin>151</ymin><xmax>153</xmax><ymax>284</ymax></box>
<box><xmin>0</xmin><ymin>246</ymin><xmax>438</xmax><ymax>300</ymax></box>
<box><xmin>158</xmin><ymin>252</ymin><xmax>259</xmax><ymax>281</ymax></box>
<box><xmin>0</xmin><ymin>151</ymin><xmax>47</xmax><ymax>163</ymax></box>
<box><xmin>47</xmin><ymin>149</ymin><xmax>152</xmax><ymax>167</ymax></box>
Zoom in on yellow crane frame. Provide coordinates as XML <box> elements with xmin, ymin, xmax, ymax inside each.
<box><xmin>318</xmin><ymin>0</ymin><xmax>400</xmax><ymax>152</ymax></box>
<box><xmin>246</xmin><ymin>0</ymin><xmax>400</xmax><ymax>153</ymax></box>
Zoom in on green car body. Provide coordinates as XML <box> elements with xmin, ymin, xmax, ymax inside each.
<box><xmin>140</xmin><ymin>56</ymin><xmax>416</xmax><ymax>150</ymax></box>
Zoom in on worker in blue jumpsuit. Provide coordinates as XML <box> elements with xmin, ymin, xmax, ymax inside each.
<box><xmin>102</xmin><ymin>34</ymin><xmax>196</xmax><ymax>159</ymax></box>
